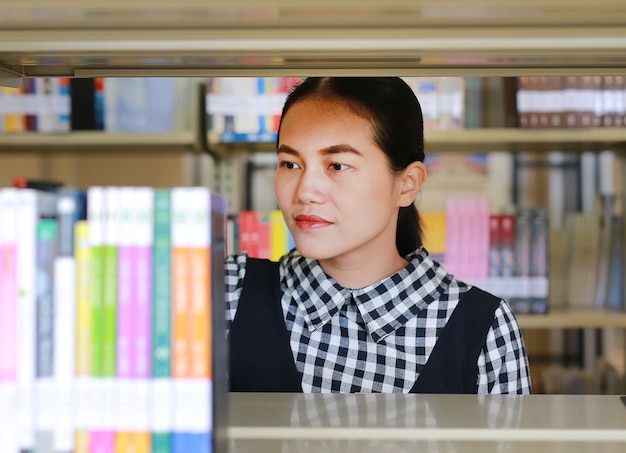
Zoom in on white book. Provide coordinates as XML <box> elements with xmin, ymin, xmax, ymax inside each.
<box><xmin>15</xmin><ymin>188</ymin><xmax>57</xmax><ymax>452</ymax></box>
<box><xmin>52</xmin><ymin>256</ymin><xmax>77</xmax><ymax>452</ymax></box>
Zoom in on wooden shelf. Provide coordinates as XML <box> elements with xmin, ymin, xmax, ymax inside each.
<box><xmin>425</xmin><ymin>128</ymin><xmax>626</xmax><ymax>153</ymax></box>
<box><xmin>3</xmin><ymin>128</ymin><xmax>625</xmax><ymax>155</ymax></box>
<box><xmin>0</xmin><ymin>131</ymin><xmax>198</xmax><ymax>153</ymax></box>
<box><xmin>207</xmin><ymin>128</ymin><xmax>626</xmax><ymax>155</ymax></box>
<box><xmin>1</xmin><ymin>1</ymin><xmax>626</xmax><ymax>78</ymax></box>
<box><xmin>517</xmin><ymin>309</ymin><xmax>626</xmax><ymax>329</ymax></box>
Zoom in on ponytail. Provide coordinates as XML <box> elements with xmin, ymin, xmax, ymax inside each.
<box><xmin>396</xmin><ymin>204</ymin><xmax>423</xmax><ymax>257</ymax></box>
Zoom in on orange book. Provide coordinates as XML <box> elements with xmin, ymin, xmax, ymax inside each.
<box><xmin>171</xmin><ymin>188</ymin><xmax>191</xmax><ymax>380</ymax></box>
<box><xmin>188</xmin><ymin>187</ymin><xmax>211</xmax><ymax>380</ymax></box>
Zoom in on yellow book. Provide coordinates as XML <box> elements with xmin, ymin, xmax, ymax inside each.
<box><xmin>421</xmin><ymin>211</ymin><xmax>447</xmax><ymax>258</ymax></box>
<box><xmin>2</xmin><ymin>85</ymin><xmax>25</xmax><ymax>132</ymax></box>
<box><xmin>73</xmin><ymin>220</ymin><xmax>91</xmax><ymax>453</ymax></box>
<box><xmin>269</xmin><ymin>210</ymin><xmax>288</xmax><ymax>262</ymax></box>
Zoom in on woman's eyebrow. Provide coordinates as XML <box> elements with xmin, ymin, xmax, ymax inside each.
<box><xmin>277</xmin><ymin>144</ymin><xmax>363</xmax><ymax>156</ymax></box>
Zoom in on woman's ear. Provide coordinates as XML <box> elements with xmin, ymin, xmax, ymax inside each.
<box><xmin>398</xmin><ymin>161</ymin><xmax>427</xmax><ymax>207</ymax></box>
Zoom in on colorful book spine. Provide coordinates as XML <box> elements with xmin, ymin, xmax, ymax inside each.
<box><xmin>171</xmin><ymin>187</ymin><xmax>192</xmax><ymax>453</ymax></box>
<box><xmin>115</xmin><ymin>187</ymin><xmax>135</xmax><ymax>453</ymax></box>
<box><xmin>529</xmin><ymin>208</ymin><xmax>549</xmax><ymax>313</ymax></box>
<box><xmin>151</xmin><ymin>188</ymin><xmax>173</xmax><ymax>453</ymax></box>
<box><xmin>74</xmin><ymin>220</ymin><xmax>92</xmax><ymax>453</ymax></box>
<box><xmin>421</xmin><ymin>211</ymin><xmax>447</xmax><ymax>264</ymax></box>
<box><xmin>187</xmin><ymin>187</ymin><xmax>212</xmax><ymax>453</ymax></box>
<box><xmin>210</xmin><ymin>192</ymin><xmax>229</xmax><ymax>453</ymax></box>
<box><xmin>34</xmin><ymin>218</ymin><xmax>59</xmax><ymax>453</ymax></box>
<box><xmin>0</xmin><ymin>189</ymin><xmax>18</xmax><ymax>387</ymax></box>
<box><xmin>86</xmin><ymin>186</ymin><xmax>108</xmax><ymax>453</ymax></box>
<box><xmin>16</xmin><ymin>188</ymin><xmax>58</xmax><ymax>453</ymax></box>
<box><xmin>53</xmin><ymin>250</ymin><xmax>77</xmax><ymax>453</ymax></box>
<box><xmin>57</xmin><ymin>188</ymin><xmax>87</xmax><ymax>258</ymax></box>
<box><xmin>238</xmin><ymin>210</ymin><xmax>260</xmax><ymax>258</ymax></box>
<box><xmin>132</xmin><ymin>187</ymin><xmax>154</xmax><ymax>453</ymax></box>
<box><xmin>100</xmin><ymin>186</ymin><xmax>120</xmax><ymax>453</ymax></box>
<box><xmin>269</xmin><ymin>209</ymin><xmax>288</xmax><ymax>261</ymax></box>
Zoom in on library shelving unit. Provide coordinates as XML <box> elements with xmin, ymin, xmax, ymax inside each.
<box><xmin>2</xmin><ymin>2</ymin><xmax>626</xmax><ymax>447</ymax></box>
<box><xmin>1</xmin><ymin>3</ymin><xmax>626</xmax><ymax>322</ymax></box>
<box><xmin>1</xmin><ymin>2</ymin><xmax>626</xmax><ymax>327</ymax></box>
<box><xmin>0</xmin><ymin>131</ymin><xmax>198</xmax><ymax>154</ymax></box>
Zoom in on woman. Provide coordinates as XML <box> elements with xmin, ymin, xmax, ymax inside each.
<box><xmin>225</xmin><ymin>77</ymin><xmax>532</xmax><ymax>394</ymax></box>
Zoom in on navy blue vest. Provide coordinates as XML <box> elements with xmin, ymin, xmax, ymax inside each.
<box><xmin>228</xmin><ymin>258</ymin><xmax>500</xmax><ymax>393</ymax></box>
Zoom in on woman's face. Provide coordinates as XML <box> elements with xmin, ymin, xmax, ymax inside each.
<box><xmin>275</xmin><ymin>98</ymin><xmax>411</xmax><ymax>266</ymax></box>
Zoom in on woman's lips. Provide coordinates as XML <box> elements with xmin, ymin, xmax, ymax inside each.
<box><xmin>294</xmin><ymin>215</ymin><xmax>332</xmax><ymax>230</ymax></box>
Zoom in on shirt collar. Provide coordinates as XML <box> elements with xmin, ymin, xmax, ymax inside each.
<box><xmin>280</xmin><ymin>248</ymin><xmax>453</xmax><ymax>343</ymax></box>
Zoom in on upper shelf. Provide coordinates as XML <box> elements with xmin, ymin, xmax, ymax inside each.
<box><xmin>2</xmin><ymin>1</ymin><xmax>626</xmax><ymax>78</ymax></box>
<box><xmin>4</xmin><ymin>128</ymin><xmax>626</xmax><ymax>155</ymax></box>
<box><xmin>208</xmin><ymin>128</ymin><xmax>626</xmax><ymax>155</ymax></box>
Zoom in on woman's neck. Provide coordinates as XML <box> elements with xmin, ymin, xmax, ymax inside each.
<box><xmin>319</xmin><ymin>253</ymin><xmax>408</xmax><ymax>289</ymax></box>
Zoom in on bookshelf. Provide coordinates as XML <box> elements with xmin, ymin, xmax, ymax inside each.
<box><xmin>0</xmin><ymin>131</ymin><xmax>198</xmax><ymax>154</ymax></box>
<box><xmin>3</xmin><ymin>128</ymin><xmax>626</xmax><ymax>156</ymax></box>
<box><xmin>517</xmin><ymin>310</ymin><xmax>626</xmax><ymax>330</ymax></box>
<box><xmin>206</xmin><ymin>128</ymin><xmax>626</xmax><ymax>155</ymax></box>
<box><xmin>1</xmin><ymin>1</ymin><xmax>626</xmax><ymax>78</ymax></box>
<box><xmin>1</xmin><ymin>0</ymin><xmax>626</xmax><ymax>407</ymax></box>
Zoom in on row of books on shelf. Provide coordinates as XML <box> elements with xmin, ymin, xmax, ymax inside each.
<box><xmin>0</xmin><ymin>185</ymin><xmax>228</xmax><ymax>453</ymax></box>
<box><xmin>516</xmin><ymin>75</ymin><xmax>626</xmax><ymax>129</ymax></box>
<box><xmin>420</xmin><ymin>198</ymin><xmax>549</xmax><ymax>315</ymax></box>
<box><xmin>206</xmin><ymin>76</ymin><xmax>466</xmax><ymax>143</ymax></box>
<box><xmin>421</xmin><ymin>195</ymin><xmax>626</xmax><ymax>314</ymax></box>
<box><xmin>0</xmin><ymin>79</ymin><xmax>71</xmax><ymax>133</ymax></box>
<box><xmin>0</xmin><ymin>78</ymin><xmax>183</xmax><ymax>134</ymax></box>
<box><xmin>1</xmin><ymin>75</ymin><xmax>467</xmax><ymax>139</ymax></box>
<box><xmin>232</xmin><ymin>197</ymin><xmax>626</xmax><ymax>315</ymax></box>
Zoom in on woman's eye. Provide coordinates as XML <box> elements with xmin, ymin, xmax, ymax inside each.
<box><xmin>329</xmin><ymin>162</ymin><xmax>350</xmax><ymax>171</ymax></box>
<box><xmin>279</xmin><ymin>161</ymin><xmax>300</xmax><ymax>169</ymax></box>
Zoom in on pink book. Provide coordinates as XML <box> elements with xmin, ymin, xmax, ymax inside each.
<box><xmin>0</xmin><ymin>189</ymin><xmax>18</xmax><ymax>384</ymax></box>
<box><xmin>117</xmin><ymin>188</ymin><xmax>135</xmax><ymax>381</ymax></box>
<box><xmin>444</xmin><ymin>197</ymin><xmax>462</xmax><ymax>278</ymax></box>
<box><xmin>90</xmin><ymin>432</ymin><xmax>114</xmax><ymax>453</ymax></box>
<box><xmin>131</xmin><ymin>187</ymin><xmax>153</xmax><ymax>380</ymax></box>
<box><xmin>130</xmin><ymin>188</ymin><xmax>153</xmax><ymax>444</ymax></box>
<box><xmin>0</xmin><ymin>244</ymin><xmax>17</xmax><ymax>385</ymax></box>
<box><xmin>468</xmin><ymin>197</ymin><xmax>491</xmax><ymax>280</ymax></box>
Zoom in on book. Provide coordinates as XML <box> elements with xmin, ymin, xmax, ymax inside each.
<box><xmin>100</xmin><ymin>186</ymin><xmax>121</xmax><ymax>453</ymax></box>
<box><xmin>238</xmin><ymin>210</ymin><xmax>260</xmax><ymax>258</ymax></box>
<box><xmin>187</xmin><ymin>187</ymin><xmax>212</xmax><ymax>453</ymax></box>
<box><xmin>528</xmin><ymin>208</ymin><xmax>549</xmax><ymax>314</ymax></box>
<box><xmin>269</xmin><ymin>209</ymin><xmax>288</xmax><ymax>261</ymax></box>
<box><xmin>151</xmin><ymin>188</ymin><xmax>173</xmax><ymax>453</ymax></box>
<box><xmin>131</xmin><ymin>187</ymin><xmax>154</xmax><ymax>453</ymax></box>
<box><xmin>115</xmin><ymin>187</ymin><xmax>135</xmax><ymax>451</ymax></box>
<box><xmin>86</xmin><ymin>186</ymin><xmax>108</xmax><ymax>452</ymax></box>
<box><xmin>57</xmin><ymin>188</ymin><xmax>87</xmax><ymax>258</ymax></box>
<box><xmin>34</xmin><ymin>218</ymin><xmax>59</xmax><ymax>453</ymax></box>
<box><xmin>53</xmin><ymin>252</ymin><xmax>77</xmax><ymax>452</ymax></box>
<box><xmin>15</xmin><ymin>188</ymin><xmax>58</xmax><ymax>453</ymax></box>
<box><xmin>171</xmin><ymin>187</ymin><xmax>193</xmax><ymax>453</ymax></box>
<box><xmin>0</xmin><ymin>189</ymin><xmax>18</xmax><ymax>388</ymax></box>
<box><xmin>210</xmin><ymin>191</ymin><xmax>228</xmax><ymax>453</ymax></box>
<box><xmin>511</xmin><ymin>208</ymin><xmax>532</xmax><ymax>313</ymax></box>
<box><xmin>421</xmin><ymin>211</ymin><xmax>446</xmax><ymax>264</ymax></box>
<box><xmin>73</xmin><ymin>220</ymin><xmax>92</xmax><ymax>453</ymax></box>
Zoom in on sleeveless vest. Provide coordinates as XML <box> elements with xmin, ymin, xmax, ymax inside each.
<box><xmin>228</xmin><ymin>258</ymin><xmax>500</xmax><ymax>393</ymax></box>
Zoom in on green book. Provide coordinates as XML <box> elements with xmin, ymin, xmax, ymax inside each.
<box><xmin>102</xmin><ymin>187</ymin><xmax>119</xmax><ymax>378</ymax></box>
<box><xmin>88</xmin><ymin>187</ymin><xmax>106</xmax><ymax>377</ymax></box>
<box><xmin>152</xmin><ymin>188</ymin><xmax>173</xmax><ymax>453</ymax></box>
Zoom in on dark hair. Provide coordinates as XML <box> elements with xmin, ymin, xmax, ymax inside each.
<box><xmin>277</xmin><ymin>77</ymin><xmax>425</xmax><ymax>256</ymax></box>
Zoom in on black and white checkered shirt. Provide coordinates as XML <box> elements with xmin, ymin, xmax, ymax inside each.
<box><xmin>225</xmin><ymin>248</ymin><xmax>532</xmax><ymax>394</ymax></box>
